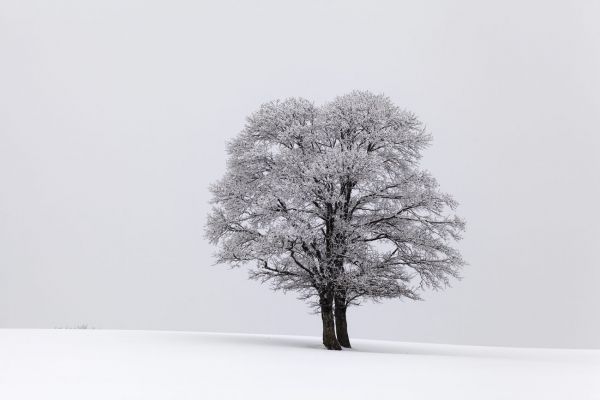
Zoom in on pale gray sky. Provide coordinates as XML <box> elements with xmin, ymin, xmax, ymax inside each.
<box><xmin>1</xmin><ymin>0</ymin><xmax>599</xmax><ymax>348</ymax></box>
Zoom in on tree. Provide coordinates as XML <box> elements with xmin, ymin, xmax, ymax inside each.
<box><xmin>206</xmin><ymin>91</ymin><xmax>465</xmax><ymax>350</ymax></box>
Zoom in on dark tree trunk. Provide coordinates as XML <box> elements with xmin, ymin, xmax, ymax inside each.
<box><xmin>334</xmin><ymin>292</ymin><xmax>351</xmax><ymax>348</ymax></box>
<box><xmin>320</xmin><ymin>289</ymin><xmax>341</xmax><ymax>350</ymax></box>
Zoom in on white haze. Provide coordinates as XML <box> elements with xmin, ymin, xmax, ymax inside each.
<box><xmin>0</xmin><ymin>0</ymin><xmax>599</xmax><ymax>348</ymax></box>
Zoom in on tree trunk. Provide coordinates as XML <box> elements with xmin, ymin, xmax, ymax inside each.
<box><xmin>334</xmin><ymin>293</ymin><xmax>351</xmax><ymax>348</ymax></box>
<box><xmin>320</xmin><ymin>290</ymin><xmax>341</xmax><ymax>350</ymax></box>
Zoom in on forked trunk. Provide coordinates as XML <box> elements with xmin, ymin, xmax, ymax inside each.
<box><xmin>320</xmin><ymin>289</ymin><xmax>341</xmax><ymax>350</ymax></box>
<box><xmin>334</xmin><ymin>293</ymin><xmax>351</xmax><ymax>348</ymax></box>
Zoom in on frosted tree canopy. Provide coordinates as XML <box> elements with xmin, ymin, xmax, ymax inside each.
<box><xmin>206</xmin><ymin>91</ymin><xmax>465</xmax><ymax>349</ymax></box>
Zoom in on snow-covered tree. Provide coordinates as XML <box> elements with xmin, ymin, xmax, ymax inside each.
<box><xmin>206</xmin><ymin>91</ymin><xmax>465</xmax><ymax>350</ymax></box>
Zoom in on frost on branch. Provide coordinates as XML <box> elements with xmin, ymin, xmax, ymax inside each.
<box><xmin>206</xmin><ymin>91</ymin><xmax>465</xmax><ymax>348</ymax></box>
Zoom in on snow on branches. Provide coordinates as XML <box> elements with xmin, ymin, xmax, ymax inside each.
<box><xmin>206</xmin><ymin>91</ymin><xmax>465</xmax><ymax>349</ymax></box>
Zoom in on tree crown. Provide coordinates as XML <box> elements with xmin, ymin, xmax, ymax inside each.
<box><xmin>207</xmin><ymin>91</ymin><xmax>465</xmax><ymax>307</ymax></box>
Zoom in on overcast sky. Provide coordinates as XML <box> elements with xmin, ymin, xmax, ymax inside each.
<box><xmin>1</xmin><ymin>0</ymin><xmax>599</xmax><ymax>348</ymax></box>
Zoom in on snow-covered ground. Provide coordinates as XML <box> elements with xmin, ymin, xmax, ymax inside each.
<box><xmin>1</xmin><ymin>329</ymin><xmax>598</xmax><ymax>399</ymax></box>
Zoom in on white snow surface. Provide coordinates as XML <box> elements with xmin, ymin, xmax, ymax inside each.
<box><xmin>1</xmin><ymin>329</ymin><xmax>598</xmax><ymax>400</ymax></box>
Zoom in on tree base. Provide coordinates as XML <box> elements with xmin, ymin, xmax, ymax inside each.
<box><xmin>324</xmin><ymin>342</ymin><xmax>342</xmax><ymax>350</ymax></box>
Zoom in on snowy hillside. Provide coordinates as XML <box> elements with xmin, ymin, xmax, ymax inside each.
<box><xmin>1</xmin><ymin>329</ymin><xmax>598</xmax><ymax>400</ymax></box>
